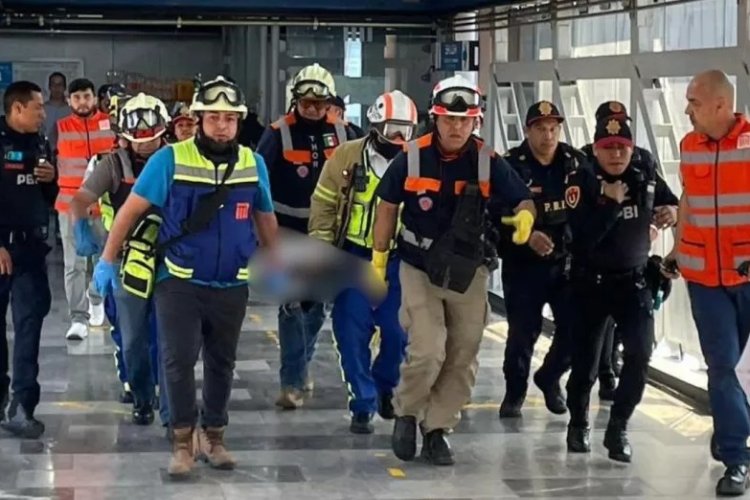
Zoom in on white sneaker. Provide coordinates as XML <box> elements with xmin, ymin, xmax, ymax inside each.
<box><xmin>89</xmin><ymin>301</ymin><xmax>105</xmax><ymax>327</ymax></box>
<box><xmin>66</xmin><ymin>322</ymin><xmax>89</xmax><ymax>341</ymax></box>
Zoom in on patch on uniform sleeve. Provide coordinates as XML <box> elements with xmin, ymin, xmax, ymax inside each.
<box><xmin>99</xmin><ymin>119</ymin><xmax>111</xmax><ymax>131</ymax></box>
<box><xmin>739</xmin><ymin>133</ymin><xmax>750</xmax><ymax>149</ymax></box>
<box><xmin>323</xmin><ymin>133</ymin><xmax>337</xmax><ymax>148</ymax></box>
<box><xmin>565</xmin><ymin>185</ymin><xmax>581</xmax><ymax>208</ymax></box>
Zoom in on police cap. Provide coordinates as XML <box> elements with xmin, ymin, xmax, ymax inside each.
<box><xmin>594</xmin><ymin>117</ymin><xmax>633</xmax><ymax>148</ymax></box>
<box><xmin>525</xmin><ymin>100</ymin><xmax>564</xmax><ymax>127</ymax></box>
<box><xmin>595</xmin><ymin>100</ymin><xmax>630</xmax><ymax>122</ymax></box>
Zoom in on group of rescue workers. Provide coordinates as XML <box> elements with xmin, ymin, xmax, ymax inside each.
<box><xmin>2</xmin><ymin>62</ymin><xmax>750</xmax><ymax>497</ymax></box>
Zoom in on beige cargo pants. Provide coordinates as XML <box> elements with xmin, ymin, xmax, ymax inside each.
<box><xmin>393</xmin><ymin>261</ymin><xmax>489</xmax><ymax>432</ymax></box>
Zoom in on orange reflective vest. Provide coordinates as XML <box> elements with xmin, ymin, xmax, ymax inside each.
<box><xmin>55</xmin><ymin>111</ymin><xmax>115</xmax><ymax>213</ymax></box>
<box><xmin>677</xmin><ymin>114</ymin><xmax>750</xmax><ymax>287</ymax></box>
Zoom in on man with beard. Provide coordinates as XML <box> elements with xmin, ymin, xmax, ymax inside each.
<box><xmin>56</xmin><ymin>78</ymin><xmax>114</xmax><ymax>341</ymax></box>
<box><xmin>308</xmin><ymin>90</ymin><xmax>417</xmax><ymax>433</ymax></box>
<box><xmin>71</xmin><ymin>93</ymin><xmax>171</xmax><ymax>429</ymax></box>
<box><xmin>257</xmin><ymin>63</ymin><xmax>357</xmax><ymax>409</ymax></box>
<box><xmin>93</xmin><ymin>76</ymin><xmax>279</xmax><ymax>477</ymax></box>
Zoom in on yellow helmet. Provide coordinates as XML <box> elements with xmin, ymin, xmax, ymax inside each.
<box><xmin>117</xmin><ymin>93</ymin><xmax>170</xmax><ymax>143</ymax></box>
<box><xmin>190</xmin><ymin>76</ymin><xmax>248</xmax><ymax>119</ymax></box>
<box><xmin>290</xmin><ymin>63</ymin><xmax>336</xmax><ymax>101</ymax></box>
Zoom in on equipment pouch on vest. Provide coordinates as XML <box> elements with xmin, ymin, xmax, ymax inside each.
<box><xmin>121</xmin><ymin>213</ymin><xmax>162</xmax><ymax>299</ymax></box>
<box><xmin>423</xmin><ymin>182</ymin><xmax>486</xmax><ymax>293</ymax></box>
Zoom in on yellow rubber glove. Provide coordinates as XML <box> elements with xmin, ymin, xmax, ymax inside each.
<box><xmin>368</xmin><ymin>249</ymin><xmax>389</xmax><ymax>299</ymax></box>
<box><xmin>501</xmin><ymin>209</ymin><xmax>535</xmax><ymax>245</ymax></box>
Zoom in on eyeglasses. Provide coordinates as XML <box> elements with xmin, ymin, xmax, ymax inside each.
<box><xmin>197</xmin><ymin>80</ymin><xmax>245</xmax><ymax>106</ymax></box>
<box><xmin>298</xmin><ymin>99</ymin><xmax>329</xmax><ymax>111</ymax></box>
<box><xmin>293</xmin><ymin>81</ymin><xmax>331</xmax><ymax>99</ymax></box>
<box><xmin>434</xmin><ymin>88</ymin><xmax>483</xmax><ymax>112</ymax></box>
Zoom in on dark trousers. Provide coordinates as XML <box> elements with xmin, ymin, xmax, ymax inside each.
<box><xmin>688</xmin><ymin>282</ymin><xmax>750</xmax><ymax>467</ymax></box>
<box><xmin>501</xmin><ymin>259</ymin><xmax>573</xmax><ymax>397</ymax></box>
<box><xmin>0</xmin><ymin>240</ymin><xmax>51</xmax><ymax>416</ymax></box>
<box><xmin>278</xmin><ymin>302</ymin><xmax>325</xmax><ymax>390</ymax></box>
<box><xmin>599</xmin><ymin>318</ymin><xmax>617</xmax><ymax>384</ymax></box>
<box><xmin>155</xmin><ymin>278</ymin><xmax>248</xmax><ymax>429</ymax></box>
<box><xmin>566</xmin><ymin>272</ymin><xmax>654</xmax><ymax>427</ymax></box>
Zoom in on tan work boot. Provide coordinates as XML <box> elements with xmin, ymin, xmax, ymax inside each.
<box><xmin>275</xmin><ymin>388</ymin><xmax>304</xmax><ymax>410</ymax></box>
<box><xmin>168</xmin><ymin>427</ymin><xmax>196</xmax><ymax>477</ymax></box>
<box><xmin>197</xmin><ymin>427</ymin><xmax>236</xmax><ymax>470</ymax></box>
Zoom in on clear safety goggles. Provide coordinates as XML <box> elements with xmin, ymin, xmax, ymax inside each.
<box><xmin>381</xmin><ymin>121</ymin><xmax>416</xmax><ymax>143</ymax></box>
<box><xmin>293</xmin><ymin>80</ymin><xmax>332</xmax><ymax>100</ymax></box>
<box><xmin>122</xmin><ymin>109</ymin><xmax>166</xmax><ymax>139</ymax></box>
<box><xmin>434</xmin><ymin>87</ymin><xmax>483</xmax><ymax>112</ymax></box>
<box><xmin>197</xmin><ymin>81</ymin><xmax>245</xmax><ymax>107</ymax></box>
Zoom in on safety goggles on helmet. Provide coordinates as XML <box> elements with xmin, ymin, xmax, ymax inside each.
<box><xmin>196</xmin><ymin>79</ymin><xmax>245</xmax><ymax>107</ymax></box>
<box><xmin>292</xmin><ymin>80</ymin><xmax>332</xmax><ymax>100</ymax></box>
<box><xmin>121</xmin><ymin>108</ymin><xmax>166</xmax><ymax>142</ymax></box>
<box><xmin>433</xmin><ymin>87</ymin><xmax>483</xmax><ymax>112</ymax></box>
<box><xmin>380</xmin><ymin>121</ymin><xmax>416</xmax><ymax>144</ymax></box>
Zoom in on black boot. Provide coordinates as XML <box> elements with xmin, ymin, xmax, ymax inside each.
<box><xmin>716</xmin><ymin>465</ymin><xmax>750</xmax><ymax>496</ymax></box>
<box><xmin>132</xmin><ymin>405</ymin><xmax>155</xmax><ymax>426</ymax></box>
<box><xmin>603</xmin><ymin>418</ymin><xmax>632</xmax><ymax>463</ymax></box>
<box><xmin>392</xmin><ymin>416</ymin><xmax>417</xmax><ymax>461</ymax></box>
<box><xmin>533</xmin><ymin>372</ymin><xmax>566</xmax><ymax>415</ymax></box>
<box><xmin>566</xmin><ymin>425</ymin><xmax>591</xmax><ymax>453</ymax></box>
<box><xmin>0</xmin><ymin>400</ymin><xmax>45</xmax><ymax>439</ymax></box>
<box><xmin>421</xmin><ymin>429</ymin><xmax>454</xmax><ymax>466</ymax></box>
<box><xmin>498</xmin><ymin>392</ymin><xmax>525</xmax><ymax>419</ymax></box>
<box><xmin>378</xmin><ymin>393</ymin><xmax>395</xmax><ymax>420</ymax></box>
<box><xmin>350</xmin><ymin>413</ymin><xmax>374</xmax><ymax>434</ymax></box>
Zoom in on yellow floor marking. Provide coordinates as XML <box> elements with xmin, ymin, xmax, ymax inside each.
<box><xmin>387</xmin><ymin>467</ymin><xmax>406</xmax><ymax>478</ymax></box>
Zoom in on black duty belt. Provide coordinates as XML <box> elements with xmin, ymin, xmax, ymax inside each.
<box><xmin>0</xmin><ymin>227</ymin><xmax>48</xmax><ymax>246</ymax></box>
<box><xmin>574</xmin><ymin>265</ymin><xmax>646</xmax><ymax>285</ymax></box>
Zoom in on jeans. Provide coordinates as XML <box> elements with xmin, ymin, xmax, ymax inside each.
<box><xmin>278</xmin><ymin>302</ymin><xmax>325</xmax><ymax>390</ymax></box>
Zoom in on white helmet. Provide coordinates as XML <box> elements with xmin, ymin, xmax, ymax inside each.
<box><xmin>367</xmin><ymin>90</ymin><xmax>419</xmax><ymax>144</ymax></box>
<box><xmin>429</xmin><ymin>75</ymin><xmax>484</xmax><ymax>118</ymax></box>
<box><xmin>190</xmin><ymin>76</ymin><xmax>248</xmax><ymax>119</ymax></box>
<box><xmin>291</xmin><ymin>63</ymin><xmax>336</xmax><ymax>101</ymax></box>
<box><xmin>118</xmin><ymin>92</ymin><xmax>170</xmax><ymax>144</ymax></box>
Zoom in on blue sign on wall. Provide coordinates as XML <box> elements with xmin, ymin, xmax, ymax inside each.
<box><xmin>0</xmin><ymin>63</ymin><xmax>13</xmax><ymax>91</ymax></box>
<box><xmin>440</xmin><ymin>42</ymin><xmax>463</xmax><ymax>71</ymax></box>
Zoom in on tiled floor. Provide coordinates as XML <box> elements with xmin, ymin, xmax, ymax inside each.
<box><xmin>0</xmin><ymin>249</ymin><xmax>723</xmax><ymax>499</ymax></box>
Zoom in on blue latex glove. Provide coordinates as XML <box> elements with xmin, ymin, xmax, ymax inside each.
<box><xmin>74</xmin><ymin>219</ymin><xmax>101</xmax><ymax>257</ymax></box>
<box><xmin>93</xmin><ymin>259</ymin><xmax>120</xmax><ymax>297</ymax></box>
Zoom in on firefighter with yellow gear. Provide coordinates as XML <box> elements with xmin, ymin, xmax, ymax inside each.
<box><xmin>71</xmin><ymin>93</ymin><xmax>171</xmax><ymax>428</ymax></box>
<box><xmin>257</xmin><ymin>63</ymin><xmax>357</xmax><ymax>409</ymax></box>
<box><xmin>308</xmin><ymin>90</ymin><xmax>417</xmax><ymax>434</ymax></box>
<box><xmin>372</xmin><ymin>75</ymin><xmax>535</xmax><ymax>465</ymax></box>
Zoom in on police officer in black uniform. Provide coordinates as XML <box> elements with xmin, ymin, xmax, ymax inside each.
<box><xmin>580</xmin><ymin>101</ymin><xmax>661</xmax><ymax>401</ymax></box>
<box><xmin>564</xmin><ymin>117</ymin><xmax>678</xmax><ymax>463</ymax></box>
<box><xmin>0</xmin><ymin>81</ymin><xmax>57</xmax><ymax>439</ymax></box>
<box><xmin>495</xmin><ymin>101</ymin><xmax>584</xmax><ymax>419</ymax></box>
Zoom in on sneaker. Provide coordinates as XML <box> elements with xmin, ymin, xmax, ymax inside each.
<box><xmin>350</xmin><ymin>413</ymin><xmax>374</xmax><ymax>434</ymax></box>
<box><xmin>89</xmin><ymin>301</ymin><xmax>105</xmax><ymax>327</ymax></box>
<box><xmin>66</xmin><ymin>322</ymin><xmax>89</xmax><ymax>341</ymax></box>
<box><xmin>132</xmin><ymin>405</ymin><xmax>155</xmax><ymax>426</ymax></box>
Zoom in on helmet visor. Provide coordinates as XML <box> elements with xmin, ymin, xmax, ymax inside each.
<box><xmin>434</xmin><ymin>88</ymin><xmax>483</xmax><ymax>112</ymax></box>
<box><xmin>198</xmin><ymin>81</ymin><xmax>244</xmax><ymax>107</ymax></box>
<box><xmin>293</xmin><ymin>80</ymin><xmax>332</xmax><ymax>100</ymax></box>
<box><xmin>382</xmin><ymin>121</ymin><xmax>416</xmax><ymax>143</ymax></box>
<box><xmin>122</xmin><ymin>109</ymin><xmax>166</xmax><ymax>140</ymax></box>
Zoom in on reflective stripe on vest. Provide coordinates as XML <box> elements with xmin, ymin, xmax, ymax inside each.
<box><xmin>399</xmin><ymin>137</ymin><xmax>492</xmax><ymax>252</ymax></box>
<box><xmin>274</xmin><ymin>114</ymin><xmax>348</xmax><ymax>164</ymax></box>
<box><xmin>677</xmin><ymin>114</ymin><xmax>750</xmax><ymax>287</ymax></box>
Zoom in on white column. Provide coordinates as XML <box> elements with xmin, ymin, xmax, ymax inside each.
<box><xmin>270</xmin><ymin>25</ymin><xmax>280</xmax><ymax>121</ymax></box>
